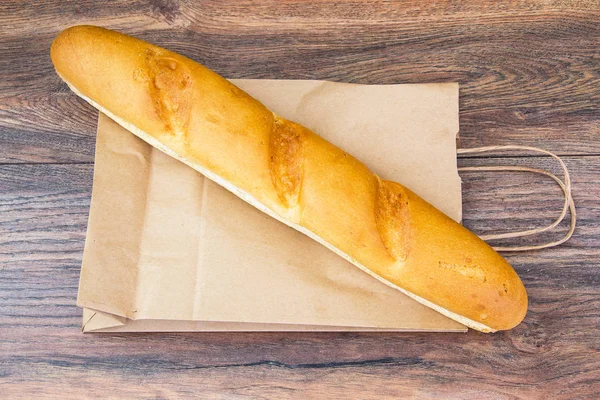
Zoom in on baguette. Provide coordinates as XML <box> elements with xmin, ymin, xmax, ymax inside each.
<box><xmin>51</xmin><ymin>25</ymin><xmax>527</xmax><ymax>332</ymax></box>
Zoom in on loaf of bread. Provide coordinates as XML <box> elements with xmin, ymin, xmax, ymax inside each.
<box><xmin>51</xmin><ymin>25</ymin><xmax>527</xmax><ymax>332</ymax></box>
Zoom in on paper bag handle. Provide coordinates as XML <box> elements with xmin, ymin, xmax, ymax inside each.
<box><xmin>457</xmin><ymin>145</ymin><xmax>576</xmax><ymax>252</ymax></box>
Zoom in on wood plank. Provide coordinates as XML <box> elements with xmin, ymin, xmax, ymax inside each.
<box><xmin>1</xmin><ymin>157</ymin><xmax>598</xmax><ymax>398</ymax></box>
<box><xmin>1</xmin><ymin>1</ymin><xmax>599</xmax><ymax>162</ymax></box>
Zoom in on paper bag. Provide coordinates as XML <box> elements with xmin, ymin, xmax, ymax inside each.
<box><xmin>79</xmin><ymin>80</ymin><xmax>465</xmax><ymax>332</ymax></box>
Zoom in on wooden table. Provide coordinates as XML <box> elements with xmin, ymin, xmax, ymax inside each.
<box><xmin>1</xmin><ymin>1</ymin><xmax>599</xmax><ymax>398</ymax></box>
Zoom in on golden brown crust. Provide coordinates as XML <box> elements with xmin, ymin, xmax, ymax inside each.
<box><xmin>51</xmin><ymin>25</ymin><xmax>528</xmax><ymax>331</ymax></box>
<box><xmin>269</xmin><ymin>117</ymin><xmax>305</xmax><ymax>207</ymax></box>
<box><xmin>374</xmin><ymin>178</ymin><xmax>412</xmax><ymax>261</ymax></box>
<box><xmin>142</xmin><ymin>52</ymin><xmax>193</xmax><ymax>137</ymax></box>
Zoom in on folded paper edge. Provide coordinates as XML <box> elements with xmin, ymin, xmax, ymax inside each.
<box><xmin>81</xmin><ymin>309</ymin><xmax>468</xmax><ymax>333</ymax></box>
<box><xmin>82</xmin><ymin>308</ymin><xmax>126</xmax><ymax>333</ymax></box>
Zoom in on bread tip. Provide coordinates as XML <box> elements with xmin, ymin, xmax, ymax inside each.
<box><xmin>51</xmin><ymin>25</ymin><xmax>79</xmax><ymax>64</ymax></box>
<box><xmin>51</xmin><ymin>25</ymin><xmax>102</xmax><ymax>60</ymax></box>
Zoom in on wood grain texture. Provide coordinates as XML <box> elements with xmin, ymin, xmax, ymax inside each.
<box><xmin>1</xmin><ymin>1</ymin><xmax>599</xmax><ymax>398</ymax></box>
<box><xmin>1</xmin><ymin>0</ymin><xmax>599</xmax><ymax>162</ymax></box>
<box><xmin>1</xmin><ymin>158</ymin><xmax>598</xmax><ymax>399</ymax></box>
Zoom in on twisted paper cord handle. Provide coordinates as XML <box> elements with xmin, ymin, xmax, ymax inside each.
<box><xmin>457</xmin><ymin>145</ymin><xmax>576</xmax><ymax>252</ymax></box>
